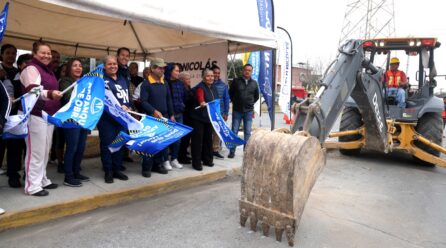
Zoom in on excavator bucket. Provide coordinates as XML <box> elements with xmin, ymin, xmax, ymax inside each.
<box><xmin>240</xmin><ymin>129</ymin><xmax>326</xmax><ymax>246</ymax></box>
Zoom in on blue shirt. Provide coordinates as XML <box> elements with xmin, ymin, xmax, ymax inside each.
<box><xmin>168</xmin><ymin>79</ymin><xmax>186</xmax><ymax>114</ymax></box>
<box><xmin>213</xmin><ymin>79</ymin><xmax>230</xmax><ymax>115</ymax></box>
<box><xmin>104</xmin><ymin>73</ymin><xmax>131</xmax><ymax>107</ymax></box>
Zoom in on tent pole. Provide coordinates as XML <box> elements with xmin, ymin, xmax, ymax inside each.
<box><xmin>128</xmin><ymin>21</ymin><xmax>146</xmax><ymax>57</ymax></box>
<box><xmin>270</xmin><ymin>0</ymin><xmax>276</xmax><ymax>131</ymax></box>
<box><xmin>228</xmin><ymin>41</ymin><xmax>239</xmax><ymax>79</ymax></box>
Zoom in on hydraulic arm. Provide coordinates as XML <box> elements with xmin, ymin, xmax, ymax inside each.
<box><xmin>295</xmin><ymin>39</ymin><xmax>389</xmax><ymax>152</ymax></box>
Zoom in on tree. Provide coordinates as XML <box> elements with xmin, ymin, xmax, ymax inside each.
<box><xmin>298</xmin><ymin>60</ymin><xmax>324</xmax><ymax>94</ymax></box>
<box><xmin>227</xmin><ymin>58</ymin><xmax>243</xmax><ymax>83</ymax></box>
<box><xmin>60</xmin><ymin>55</ymin><xmax>92</xmax><ymax>74</ymax></box>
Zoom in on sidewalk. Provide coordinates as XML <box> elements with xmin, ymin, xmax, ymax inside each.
<box><xmin>0</xmin><ymin>113</ymin><xmax>289</xmax><ymax>231</ymax></box>
<box><xmin>0</xmin><ymin>147</ymin><xmax>243</xmax><ymax>231</ymax></box>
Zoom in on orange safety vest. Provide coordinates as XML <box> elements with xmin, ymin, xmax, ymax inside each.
<box><xmin>386</xmin><ymin>70</ymin><xmax>405</xmax><ymax>88</ymax></box>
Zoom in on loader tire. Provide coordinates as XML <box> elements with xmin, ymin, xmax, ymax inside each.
<box><xmin>413</xmin><ymin>112</ymin><xmax>443</xmax><ymax>166</ymax></box>
<box><xmin>339</xmin><ymin>107</ymin><xmax>363</xmax><ymax>156</ymax></box>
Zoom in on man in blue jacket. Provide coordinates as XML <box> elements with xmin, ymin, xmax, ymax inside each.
<box><xmin>211</xmin><ymin>65</ymin><xmax>229</xmax><ymax>158</ymax></box>
<box><xmin>139</xmin><ymin>58</ymin><xmax>175</xmax><ymax>177</ymax></box>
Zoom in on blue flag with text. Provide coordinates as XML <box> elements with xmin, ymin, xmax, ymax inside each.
<box><xmin>43</xmin><ymin>65</ymin><xmax>105</xmax><ymax>130</ymax></box>
<box><xmin>256</xmin><ymin>0</ymin><xmax>274</xmax><ymax>121</ymax></box>
<box><xmin>0</xmin><ymin>2</ymin><xmax>9</xmax><ymax>43</ymax></box>
<box><xmin>207</xmin><ymin>100</ymin><xmax>245</xmax><ymax>149</ymax></box>
<box><xmin>103</xmin><ymin>84</ymin><xmax>143</xmax><ymax>133</ymax></box>
<box><xmin>109</xmin><ymin>115</ymin><xmax>192</xmax><ymax>157</ymax></box>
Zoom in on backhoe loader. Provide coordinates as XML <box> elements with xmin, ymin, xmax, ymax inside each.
<box><xmin>239</xmin><ymin>38</ymin><xmax>444</xmax><ymax>246</ymax></box>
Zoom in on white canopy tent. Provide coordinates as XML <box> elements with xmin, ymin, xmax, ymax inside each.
<box><xmin>2</xmin><ymin>0</ymin><xmax>277</xmax><ymax>60</ymax></box>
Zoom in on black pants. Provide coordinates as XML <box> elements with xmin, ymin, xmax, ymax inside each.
<box><xmin>191</xmin><ymin>119</ymin><xmax>213</xmax><ymax>167</ymax></box>
<box><xmin>97</xmin><ymin>117</ymin><xmax>124</xmax><ymax>173</ymax></box>
<box><xmin>0</xmin><ymin>139</ymin><xmax>5</xmax><ymax>169</ymax></box>
<box><xmin>6</xmin><ymin>138</ymin><xmax>25</xmax><ymax>179</ymax></box>
<box><xmin>0</xmin><ymin>138</ymin><xmax>24</xmax><ymax>179</ymax></box>
<box><xmin>178</xmin><ymin>114</ymin><xmax>192</xmax><ymax>161</ymax></box>
<box><xmin>142</xmin><ymin>149</ymin><xmax>168</xmax><ymax>171</ymax></box>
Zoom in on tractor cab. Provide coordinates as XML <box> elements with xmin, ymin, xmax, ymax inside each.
<box><xmin>362</xmin><ymin>37</ymin><xmax>442</xmax><ymax>120</ymax></box>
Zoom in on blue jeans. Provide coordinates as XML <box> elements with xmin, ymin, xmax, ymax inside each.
<box><xmin>387</xmin><ymin>88</ymin><xmax>406</xmax><ymax>108</ymax></box>
<box><xmin>230</xmin><ymin>111</ymin><xmax>253</xmax><ymax>153</ymax></box>
<box><xmin>63</xmin><ymin>128</ymin><xmax>88</xmax><ymax>179</ymax></box>
<box><xmin>169</xmin><ymin>113</ymin><xmax>183</xmax><ymax>160</ymax></box>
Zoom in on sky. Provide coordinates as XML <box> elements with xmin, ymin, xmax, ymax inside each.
<box><xmin>274</xmin><ymin>0</ymin><xmax>446</xmax><ymax>89</ymax></box>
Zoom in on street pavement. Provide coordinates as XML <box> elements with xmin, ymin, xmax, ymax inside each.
<box><xmin>1</xmin><ymin>148</ymin><xmax>446</xmax><ymax>248</ymax></box>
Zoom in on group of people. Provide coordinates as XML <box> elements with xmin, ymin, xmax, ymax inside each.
<box><xmin>0</xmin><ymin>41</ymin><xmax>260</xmax><ymax>200</ymax></box>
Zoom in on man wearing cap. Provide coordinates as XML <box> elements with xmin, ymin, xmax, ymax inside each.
<box><xmin>386</xmin><ymin>57</ymin><xmax>408</xmax><ymax>108</ymax></box>
<box><xmin>139</xmin><ymin>58</ymin><xmax>175</xmax><ymax>177</ymax></box>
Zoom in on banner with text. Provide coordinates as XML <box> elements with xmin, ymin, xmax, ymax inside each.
<box><xmin>109</xmin><ymin>115</ymin><xmax>192</xmax><ymax>157</ymax></box>
<box><xmin>207</xmin><ymin>100</ymin><xmax>245</xmax><ymax>149</ymax></box>
<box><xmin>256</xmin><ymin>0</ymin><xmax>274</xmax><ymax>121</ymax></box>
<box><xmin>104</xmin><ymin>87</ymin><xmax>143</xmax><ymax>133</ymax></box>
<box><xmin>277</xmin><ymin>29</ymin><xmax>292</xmax><ymax>119</ymax></box>
<box><xmin>0</xmin><ymin>2</ymin><xmax>9</xmax><ymax>43</ymax></box>
<box><xmin>153</xmin><ymin>42</ymin><xmax>228</xmax><ymax>87</ymax></box>
<box><xmin>43</xmin><ymin>65</ymin><xmax>105</xmax><ymax>130</ymax></box>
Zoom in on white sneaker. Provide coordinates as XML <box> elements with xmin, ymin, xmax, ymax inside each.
<box><xmin>163</xmin><ymin>161</ymin><xmax>173</xmax><ymax>171</ymax></box>
<box><xmin>0</xmin><ymin>168</ymin><xmax>5</xmax><ymax>175</ymax></box>
<box><xmin>0</xmin><ymin>208</ymin><xmax>5</xmax><ymax>215</ymax></box>
<box><xmin>170</xmin><ymin>159</ymin><xmax>183</xmax><ymax>169</ymax></box>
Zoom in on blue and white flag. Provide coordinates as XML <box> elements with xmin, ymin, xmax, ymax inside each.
<box><xmin>3</xmin><ymin>86</ymin><xmax>42</xmax><ymax>139</ymax></box>
<box><xmin>104</xmin><ymin>85</ymin><xmax>143</xmax><ymax>133</ymax></box>
<box><xmin>207</xmin><ymin>100</ymin><xmax>245</xmax><ymax>149</ymax></box>
<box><xmin>248</xmin><ymin>51</ymin><xmax>261</xmax><ymax>83</ymax></box>
<box><xmin>43</xmin><ymin>65</ymin><xmax>105</xmax><ymax>130</ymax></box>
<box><xmin>109</xmin><ymin>115</ymin><xmax>192</xmax><ymax>157</ymax></box>
<box><xmin>256</xmin><ymin>0</ymin><xmax>274</xmax><ymax>121</ymax></box>
<box><xmin>0</xmin><ymin>2</ymin><xmax>9</xmax><ymax>43</ymax></box>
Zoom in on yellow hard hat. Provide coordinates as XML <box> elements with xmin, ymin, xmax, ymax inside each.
<box><xmin>390</xmin><ymin>57</ymin><xmax>400</xmax><ymax>64</ymax></box>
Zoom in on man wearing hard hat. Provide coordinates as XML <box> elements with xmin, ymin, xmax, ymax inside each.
<box><xmin>385</xmin><ymin>57</ymin><xmax>408</xmax><ymax>108</ymax></box>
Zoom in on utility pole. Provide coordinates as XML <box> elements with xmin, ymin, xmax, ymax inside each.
<box><xmin>339</xmin><ymin>0</ymin><xmax>396</xmax><ymax>45</ymax></box>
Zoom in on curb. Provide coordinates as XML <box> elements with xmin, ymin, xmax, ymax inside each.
<box><xmin>0</xmin><ymin>167</ymin><xmax>241</xmax><ymax>232</ymax></box>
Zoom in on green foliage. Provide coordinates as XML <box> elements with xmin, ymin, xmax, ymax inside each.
<box><xmin>60</xmin><ymin>55</ymin><xmax>91</xmax><ymax>74</ymax></box>
<box><xmin>227</xmin><ymin>59</ymin><xmax>243</xmax><ymax>82</ymax></box>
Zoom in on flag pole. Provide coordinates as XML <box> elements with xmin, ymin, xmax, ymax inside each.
<box><xmin>127</xmin><ymin>110</ymin><xmax>169</xmax><ymax>122</ymax></box>
<box><xmin>12</xmin><ymin>80</ymin><xmax>76</xmax><ymax>104</ymax></box>
<box><xmin>60</xmin><ymin>81</ymin><xmax>77</xmax><ymax>95</ymax></box>
<box><xmin>12</xmin><ymin>86</ymin><xmax>42</xmax><ymax>103</ymax></box>
<box><xmin>127</xmin><ymin>110</ymin><xmax>146</xmax><ymax>117</ymax></box>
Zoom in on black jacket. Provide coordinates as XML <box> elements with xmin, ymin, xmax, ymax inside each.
<box><xmin>190</xmin><ymin>82</ymin><xmax>218</xmax><ymax>123</ymax></box>
<box><xmin>229</xmin><ymin>77</ymin><xmax>259</xmax><ymax>113</ymax></box>
<box><xmin>0</xmin><ymin>83</ymin><xmax>10</xmax><ymax>134</ymax></box>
